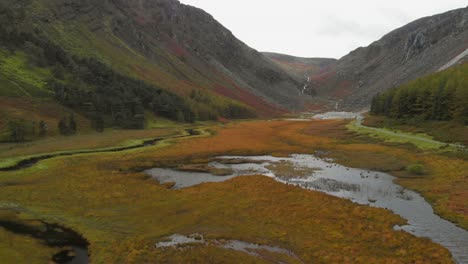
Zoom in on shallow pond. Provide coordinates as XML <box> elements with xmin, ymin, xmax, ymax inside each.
<box><xmin>155</xmin><ymin>234</ymin><xmax>302</xmax><ymax>263</ymax></box>
<box><xmin>146</xmin><ymin>154</ymin><xmax>468</xmax><ymax>263</ymax></box>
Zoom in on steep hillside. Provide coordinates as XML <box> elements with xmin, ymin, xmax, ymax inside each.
<box><xmin>99</xmin><ymin>0</ymin><xmax>305</xmax><ymax>110</ymax></box>
<box><xmin>311</xmin><ymin>6</ymin><xmax>468</xmax><ymax>110</ymax></box>
<box><xmin>0</xmin><ymin>0</ymin><xmax>308</xmax><ymax>139</ymax></box>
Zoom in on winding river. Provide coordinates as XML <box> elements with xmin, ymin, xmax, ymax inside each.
<box><xmin>147</xmin><ymin>154</ymin><xmax>468</xmax><ymax>263</ymax></box>
<box><xmin>0</xmin><ymin>129</ymin><xmax>201</xmax><ymax>171</ymax></box>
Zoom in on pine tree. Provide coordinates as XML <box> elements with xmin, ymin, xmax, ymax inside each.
<box><xmin>39</xmin><ymin>120</ymin><xmax>48</xmax><ymax>136</ymax></box>
<box><xmin>370</xmin><ymin>63</ymin><xmax>467</xmax><ymax>123</ymax></box>
<box><xmin>93</xmin><ymin>115</ymin><xmax>104</xmax><ymax>133</ymax></box>
<box><xmin>58</xmin><ymin>118</ymin><xmax>69</xmax><ymax>135</ymax></box>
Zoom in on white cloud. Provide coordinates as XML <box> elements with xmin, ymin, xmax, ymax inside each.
<box><xmin>179</xmin><ymin>0</ymin><xmax>467</xmax><ymax>58</ymax></box>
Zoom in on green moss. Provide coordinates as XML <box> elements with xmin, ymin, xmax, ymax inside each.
<box><xmin>0</xmin><ymin>49</ymin><xmax>53</xmax><ymax>97</ymax></box>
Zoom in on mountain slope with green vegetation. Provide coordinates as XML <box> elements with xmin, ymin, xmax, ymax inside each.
<box><xmin>0</xmin><ymin>0</ymin><xmax>309</xmax><ymax>142</ymax></box>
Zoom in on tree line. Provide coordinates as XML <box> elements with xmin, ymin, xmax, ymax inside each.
<box><xmin>6</xmin><ymin>114</ymin><xmax>78</xmax><ymax>142</ymax></box>
<box><xmin>0</xmin><ymin>27</ymin><xmax>196</xmax><ymax>128</ymax></box>
<box><xmin>370</xmin><ymin>63</ymin><xmax>468</xmax><ymax>124</ymax></box>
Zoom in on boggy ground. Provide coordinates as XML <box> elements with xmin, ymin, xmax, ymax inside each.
<box><xmin>0</xmin><ymin>119</ymin><xmax>465</xmax><ymax>263</ymax></box>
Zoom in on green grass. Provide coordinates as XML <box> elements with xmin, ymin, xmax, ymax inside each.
<box><xmin>347</xmin><ymin>119</ymin><xmax>460</xmax><ymax>152</ymax></box>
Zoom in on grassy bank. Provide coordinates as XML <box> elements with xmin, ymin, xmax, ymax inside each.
<box><xmin>0</xmin><ymin>227</ymin><xmax>56</xmax><ymax>263</ymax></box>
<box><xmin>363</xmin><ymin>115</ymin><xmax>468</xmax><ymax>146</ymax></box>
<box><xmin>0</xmin><ymin>127</ymin><xmax>182</xmax><ymax>170</ymax></box>
<box><xmin>346</xmin><ymin>116</ymin><xmax>465</xmax><ymax>152</ymax></box>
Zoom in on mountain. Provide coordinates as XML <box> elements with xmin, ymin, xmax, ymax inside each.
<box><xmin>310</xmin><ymin>6</ymin><xmax>468</xmax><ymax>110</ymax></box>
<box><xmin>262</xmin><ymin>52</ymin><xmax>338</xmax><ymax>110</ymax></box>
<box><xmin>1</xmin><ymin>0</ymin><xmax>466</xmax><ymax>134</ymax></box>
<box><xmin>262</xmin><ymin>52</ymin><xmax>336</xmax><ymax>80</ymax></box>
<box><xmin>0</xmin><ymin>0</ymin><xmax>308</xmax><ymax>137</ymax></box>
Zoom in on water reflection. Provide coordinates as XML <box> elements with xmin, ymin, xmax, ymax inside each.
<box><xmin>146</xmin><ymin>154</ymin><xmax>468</xmax><ymax>263</ymax></box>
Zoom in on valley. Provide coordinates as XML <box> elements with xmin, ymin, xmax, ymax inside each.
<box><xmin>0</xmin><ymin>0</ymin><xmax>467</xmax><ymax>263</ymax></box>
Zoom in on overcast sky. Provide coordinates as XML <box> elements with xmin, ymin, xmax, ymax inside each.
<box><xmin>178</xmin><ymin>0</ymin><xmax>467</xmax><ymax>59</ymax></box>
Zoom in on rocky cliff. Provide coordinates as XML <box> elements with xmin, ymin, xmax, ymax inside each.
<box><xmin>310</xmin><ymin>6</ymin><xmax>468</xmax><ymax>110</ymax></box>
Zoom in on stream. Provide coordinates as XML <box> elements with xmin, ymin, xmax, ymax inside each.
<box><xmin>0</xmin><ymin>130</ymin><xmax>204</xmax><ymax>262</ymax></box>
<box><xmin>0</xmin><ymin>219</ymin><xmax>89</xmax><ymax>264</ymax></box>
<box><xmin>146</xmin><ymin>154</ymin><xmax>468</xmax><ymax>263</ymax></box>
<box><xmin>0</xmin><ymin>129</ymin><xmax>200</xmax><ymax>172</ymax></box>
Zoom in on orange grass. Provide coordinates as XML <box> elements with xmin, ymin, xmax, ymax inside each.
<box><xmin>0</xmin><ymin>119</ymin><xmax>462</xmax><ymax>263</ymax></box>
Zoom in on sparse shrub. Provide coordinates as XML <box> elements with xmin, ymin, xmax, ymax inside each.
<box><xmin>8</xmin><ymin>119</ymin><xmax>28</xmax><ymax>142</ymax></box>
<box><xmin>406</xmin><ymin>163</ymin><xmax>426</xmax><ymax>175</ymax></box>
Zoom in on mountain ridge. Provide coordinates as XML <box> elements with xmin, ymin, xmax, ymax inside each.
<box><xmin>309</xmin><ymin>6</ymin><xmax>468</xmax><ymax>110</ymax></box>
<box><xmin>262</xmin><ymin>52</ymin><xmax>337</xmax><ymax>78</ymax></box>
